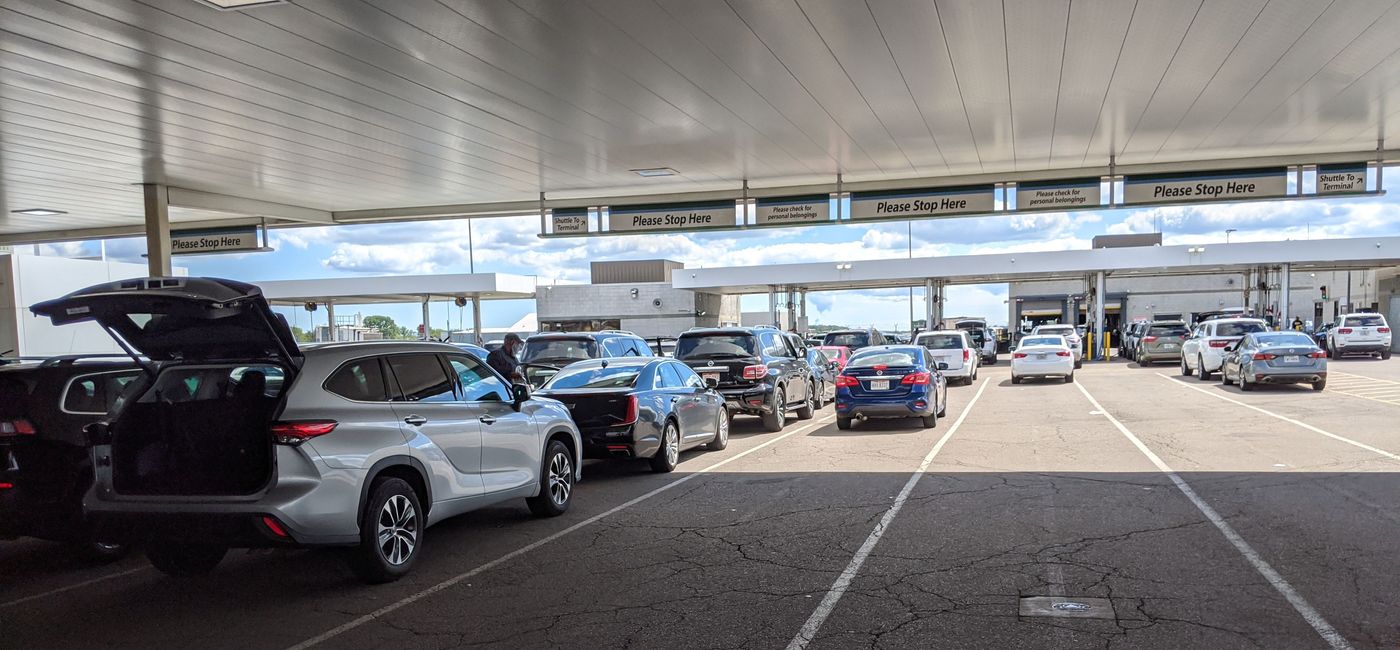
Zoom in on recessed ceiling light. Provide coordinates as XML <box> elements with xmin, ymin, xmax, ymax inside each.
<box><xmin>11</xmin><ymin>208</ymin><xmax>67</xmax><ymax>216</ymax></box>
<box><xmin>630</xmin><ymin>167</ymin><xmax>679</xmax><ymax>178</ymax></box>
<box><xmin>196</xmin><ymin>0</ymin><xmax>287</xmax><ymax>10</ymax></box>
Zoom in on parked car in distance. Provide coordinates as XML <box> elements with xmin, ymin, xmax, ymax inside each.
<box><xmin>1030</xmin><ymin>325</ymin><xmax>1083</xmax><ymax>368</ymax></box>
<box><xmin>31</xmin><ymin>277</ymin><xmax>582</xmax><ymax>584</ymax></box>
<box><xmin>913</xmin><ymin>330</ymin><xmax>978</xmax><ymax>385</ymax></box>
<box><xmin>834</xmin><ymin>346</ymin><xmax>948</xmax><ymax>430</ymax></box>
<box><xmin>535</xmin><ymin>358</ymin><xmax>728</xmax><ymax>473</ymax></box>
<box><xmin>1</xmin><ymin>357</ymin><xmax>141</xmax><ymax>561</ymax></box>
<box><xmin>1135</xmin><ymin>321</ymin><xmax>1190</xmax><ymax>365</ymax></box>
<box><xmin>822</xmin><ymin>328</ymin><xmax>887</xmax><ymax>351</ymax></box>
<box><xmin>815</xmin><ymin>346</ymin><xmax>853</xmax><ymax>372</ymax></box>
<box><xmin>1327</xmin><ymin>313</ymin><xmax>1392</xmax><ymax>360</ymax></box>
<box><xmin>954</xmin><ymin>320</ymin><xmax>998</xmax><ymax>364</ymax></box>
<box><xmin>806</xmin><ymin>347</ymin><xmax>837</xmax><ymax>408</ymax></box>
<box><xmin>675</xmin><ymin>326</ymin><xmax>816</xmax><ymax>432</ymax></box>
<box><xmin>1011</xmin><ymin>335</ymin><xmax>1076</xmax><ymax>384</ymax></box>
<box><xmin>1313</xmin><ymin>322</ymin><xmax>1335</xmax><ymax>350</ymax></box>
<box><xmin>1221</xmin><ymin>331</ymin><xmax>1328</xmax><ymax>392</ymax></box>
<box><xmin>1180</xmin><ymin>318</ymin><xmax>1268</xmax><ymax>380</ymax></box>
<box><xmin>519</xmin><ymin>331</ymin><xmax>653</xmax><ymax>388</ymax></box>
<box><xmin>1120</xmin><ymin>321</ymin><xmax>1149</xmax><ymax>361</ymax></box>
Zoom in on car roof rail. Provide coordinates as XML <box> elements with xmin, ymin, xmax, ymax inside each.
<box><xmin>596</xmin><ymin>329</ymin><xmax>637</xmax><ymax>336</ymax></box>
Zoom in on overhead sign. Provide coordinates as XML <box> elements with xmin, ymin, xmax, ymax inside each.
<box><xmin>1015</xmin><ymin>178</ymin><xmax>1100</xmax><ymax>211</ymax></box>
<box><xmin>170</xmin><ymin>225</ymin><xmax>262</xmax><ymax>255</ymax></box>
<box><xmin>754</xmin><ymin>195</ymin><xmax>830</xmax><ymax>226</ymax></box>
<box><xmin>550</xmin><ymin>208</ymin><xmax>589</xmax><ymax>235</ymax></box>
<box><xmin>1123</xmin><ymin>168</ymin><xmax>1287</xmax><ymax>205</ymax></box>
<box><xmin>1316</xmin><ymin>163</ymin><xmax>1367</xmax><ymax>195</ymax></box>
<box><xmin>850</xmin><ymin>185</ymin><xmax>994</xmax><ymax>220</ymax></box>
<box><xmin>606</xmin><ymin>201</ymin><xmax>734</xmax><ymax>233</ymax></box>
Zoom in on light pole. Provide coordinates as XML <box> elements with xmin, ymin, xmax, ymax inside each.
<box><xmin>907</xmin><ymin>221</ymin><xmax>915</xmax><ymax>335</ymax></box>
<box><xmin>1225</xmin><ymin>228</ymin><xmax>1237</xmax><ymax>243</ymax></box>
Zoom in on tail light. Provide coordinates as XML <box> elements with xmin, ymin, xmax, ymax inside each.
<box><xmin>1208</xmin><ymin>340</ymin><xmax>1232</xmax><ymax>348</ymax></box>
<box><xmin>1308</xmin><ymin>351</ymin><xmax>1327</xmax><ymax>358</ymax></box>
<box><xmin>963</xmin><ymin>349</ymin><xmax>970</xmax><ymax>362</ymax></box>
<box><xmin>741</xmin><ymin>364</ymin><xmax>768</xmax><ymax>380</ymax></box>
<box><xmin>901</xmin><ymin>372</ymin><xmax>931</xmax><ymax>385</ymax></box>
<box><xmin>1056</xmin><ymin>350</ymin><xmax>1072</xmax><ymax>357</ymax></box>
<box><xmin>0</xmin><ymin>419</ymin><xmax>36</xmax><ymax>436</ymax></box>
<box><xmin>621</xmin><ymin>396</ymin><xmax>639</xmax><ymax>425</ymax></box>
<box><xmin>1142</xmin><ymin>336</ymin><xmax>1158</xmax><ymax>343</ymax></box>
<box><xmin>1252</xmin><ymin>353</ymin><xmax>1276</xmax><ymax>360</ymax></box>
<box><xmin>261</xmin><ymin>516</ymin><xmax>290</xmax><ymax>539</ymax></box>
<box><xmin>270</xmin><ymin>420</ymin><xmax>337</xmax><ymax>446</ymax></box>
<box><xmin>0</xmin><ymin>482</ymin><xmax>12</xmax><ymax>490</ymax></box>
<box><xmin>835</xmin><ymin>375</ymin><xmax>859</xmax><ymax>388</ymax></box>
<box><xmin>1337</xmin><ymin>328</ymin><xmax>1353</xmax><ymax>334</ymax></box>
<box><xmin>1013</xmin><ymin>352</ymin><xmax>1027</xmax><ymax>359</ymax></box>
<box><xmin>1379</xmin><ymin>327</ymin><xmax>1391</xmax><ymax>334</ymax></box>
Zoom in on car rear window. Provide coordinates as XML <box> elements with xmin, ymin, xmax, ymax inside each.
<box><xmin>917</xmin><ymin>334</ymin><xmax>965</xmax><ymax>350</ymax></box>
<box><xmin>676</xmin><ymin>334</ymin><xmax>756</xmax><ymax>359</ymax></box>
<box><xmin>848</xmin><ymin>350</ymin><xmax>919</xmax><ymax>368</ymax></box>
<box><xmin>1020</xmin><ymin>337</ymin><xmax>1064</xmax><ymax>347</ymax></box>
<box><xmin>824</xmin><ymin>332</ymin><xmax>870</xmax><ymax>348</ymax></box>
<box><xmin>1147</xmin><ymin>325</ymin><xmax>1189</xmax><ymax>337</ymax></box>
<box><xmin>522</xmin><ymin>338</ymin><xmax>599</xmax><ymax>363</ymax></box>
<box><xmin>1344</xmin><ymin>315</ymin><xmax>1386</xmax><ymax>327</ymax></box>
<box><xmin>1216</xmin><ymin>322</ymin><xmax>1266</xmax><ymax>337</ymax></box>
<box><xmin>544</xmin><ymin>365</ymin><xmax>642</xmax><ymax>389</ymax></box>
<box><xmin>63</xmin><ymin>371</ymin><xmax>142</xmax><ymax>414</ymax></box>
<box><xmin>1255</xmin><ymin>333</ymin><xmax>1316</xmax><ymax>346</ymax></box>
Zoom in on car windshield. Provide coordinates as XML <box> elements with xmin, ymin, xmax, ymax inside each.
<box><xmin>847</xmin><ymin>350</ymin><xmax>919</xmax><ymax>368</ymax></box>
<box><xmin>675</xmin><ymin>334</ymin><xmax>756</xmax><ymax>359</ymax></box>
<box><xmin>917</xmin><ymin>334</ymin><xmax>965</xmax><ymax>350</ymax></box>
<box><xmin>1255</xmin><ymin>333</ymin><xmax>1317</xmax><ymax>347</ymax></box>
<box><xmin>824</xmin><ymin>332</ymin><xmax>870</xmax><ymax>348</ymax></box>
<box><xmin>1344</xmin><ymin>315</ymin><xmax>1385</xmax><ymax>327</ymax></box>
<box><xmin>1147</xmin><ymin>325</ymin><xmax>1189</xmax><ymax>337</ymax></box>
<box><xmin>542</xmin><ymin>364</ymin><xmax>641</xmax><ymax>389</ymax></box>
<box><xmin>521</xmin><ymin>338</ymin><xmax>599</xmax><ymax>363</ymax></box>
<box><xmin>1216</xmin><ymin>322</ymin><xmax>1266</xmax><ymax>337</ymax></box>
<box><xmin>1021</xmin><ymin>336</ymin><xmax>1065</xmax><ymax>347</ymax></box>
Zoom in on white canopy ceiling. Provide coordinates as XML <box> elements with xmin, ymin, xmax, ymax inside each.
<box><xmin>4</xmin><ymin>0</ymin><xmax>1400</xmax><ymax>240</ymax></box>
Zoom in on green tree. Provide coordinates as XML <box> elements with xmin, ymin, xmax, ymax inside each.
<box><xmin>290</xmin><ymin>326</ymin><xmax>314</xmax><ymax>343</ymax></box>
<box><xmin>363</xmin><ymin>315</ymin><xmax>408</xmax><ymax>340</ymax></box>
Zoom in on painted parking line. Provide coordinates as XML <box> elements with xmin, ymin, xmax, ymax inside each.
<box><xmin>1324</xmin><ymin>371</ymin><xmax>1400</xmax><ymax>405</ymax></box>
<box><xmin>1075</xmin><ymin>382</ymin><xmax>1352</xmax><ymax>650</ymax></box>
<box><xmin>287</xmin><ymin>413</ymin><xmax>836</xmax><ymax>650</ymax></box>
<box><xmin>0</xmin><ymin>566</ymin><xmax>148</xmax><ymax>609</ymax></box>
<box><xmin>786</xmin><ymin>379</ymin><xmax>990</xmax><ymax>650</ymax></box>
<box><xmin>1158</xmin><ymin>373</ymin><xmax>1400</xmax><ymax>462</ymax></box>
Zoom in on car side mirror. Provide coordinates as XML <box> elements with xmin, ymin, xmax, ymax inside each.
<box><xmin>511</xmin><ymin>384</ymin><xmax>530</xmax><ymax>410</ymax></box>
<box><xmin>937</xmin><ymin>362</ymin><xmax>950</xmax><ymax>371</ymax></box>
<box><xmin>82</xmin><ymin>421</ymin><xmax>112</xmax><ymax>446</ymax></box>
<box><xmin>704</xmin><ymin>376</ymin><xmax>719</xmax><ymax>389</ymax></box>
<box><xmin>1224</xmin><ymin>343</ymin><xmax>1237</xmax><ymax>352</ymax></box>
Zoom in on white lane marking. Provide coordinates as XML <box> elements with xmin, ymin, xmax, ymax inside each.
<box><xmin>0</xmin><ymin>566</ymin><xmax>148</xmax><ymax>609</ymax></box>
<box><xmin>287</xmin><ymin>413</ymin><xmax>835</xmax><ymax>650</ymax></box>
<box><xmin>1075</xmin><ymin>382</ymin><xmax>1352</xmax><ymax>650</ymax></box>
<box><xmin>1157</xmin><ymin>374</ymin><xmax>1400</xmax><ymax>463</ymax></box>
<box><xmin>786</xmin><ymin>379</ymin><xmax>990</xmax><ymax>650</ymax></box>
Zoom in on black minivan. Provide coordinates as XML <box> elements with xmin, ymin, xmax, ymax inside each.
<box><xmin>675</xmin><ymin>326</ymin><xmax>816</xmax><ymax>432</ymax></box>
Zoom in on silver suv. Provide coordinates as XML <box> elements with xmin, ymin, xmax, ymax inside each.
<box><xmin>32</xmin><ymin>277</ymin><xmax>582</xmax><ymax>584</ymax></box>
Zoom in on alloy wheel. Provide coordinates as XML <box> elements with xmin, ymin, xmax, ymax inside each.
<box><xmin>548</xmin><ymin>451</ymin><xmax>573</xmax><ymax>506</ymax></box>
<box><xmin>716</xmin><ymin>411</ymin><xmax>729</xmax><ymax>446</ymax></box>
<box><xmin>376</xmin><ymin>494</ymin><xmax>417</xmax><ymax>566</ymax></box>
<box><xmin>665</xmin><ymin>425</ymin><xmax>680</xmax><ymax>466</ymax></box>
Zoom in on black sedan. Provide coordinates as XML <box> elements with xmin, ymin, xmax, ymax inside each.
<box><xmin>535</xmin><ymin>358</ymin><xmax>729</xmax><ymax>473</ymax></box>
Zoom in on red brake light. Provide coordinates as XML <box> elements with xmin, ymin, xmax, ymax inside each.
<box><xmin>1337</xmin><ymin>328</ymin><xmax>1353</xmax><ymax>334</ymax></box>
<box><xmin>0</xmin><ymin>419</ymin><xmax>36</xmax><ymax>436</ymax></box>
<box><xmin>835</xmin><ymin>375</ymin><xmax>859</xmax><ymax>388</ymax></box>
<box><xmin>1056</xmin><ymin>350</ymin><xmax>1072</xmax><ymax>357</ymax></box>
<box><xmin>269</xmin><ymin>420</ymin><xmax>337</xmax><ymax>445</ymax></box>
<box><xmin>261</xmin><ymin>516</ymin><xmax>290</xmax><ymax>539</ymax></box>
<box><xmin>963</xmin><ymin>349</ymin><xmax>970</xmax><ymax>362</ymax></box>
<box><xmin>621</xmin><ymin>395</ymin><xmax>639</xmax><ymax>425</ymax></box>
<box><xmin>1013</xmin><ymin>352</ymin><xmax>1027</xmax><ymax>359</ymax></box>
<box><xmin>1208</xmin><ymin>340</ymin><xmax>1231</xmax><ymax>348</ymax></box>
<box><xmin>1308</xmin><ymin>351</ymin><xmax>1327</xmax><ymax>358</ymax></box>
<box><xmin>1379</xmin><ymin>327</ymin><xmax>1391</xmax><ymax>333</ymax></box>
<box><xmin>741</xmin><ymin>364</ymin><xmax>768</xmax><ymax>380</ymax></box>
<box><xmin>873</xmin><ymin>364</ymin><xmax>888</xmax><ymax>371</ymax></box>
<box><xmin>0</xmin><ymin>482</ymin><xmax>13</xmax><ymax>490</ymax></box>
<box><xmin>1252</xmin><ymin>353</ymin><xmax>1276</xmax><ymax>360</ymax></box>
<box><xmin>901</xmin><ymin>372</ymin><xmax>931</xmax><ymax>385</ymax></box>
<box><xmin>1142</xmin><ymin>336</ymin><xmax>1158</xmax><ymax>343</ymax></box>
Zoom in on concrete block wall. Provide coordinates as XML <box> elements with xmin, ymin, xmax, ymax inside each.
<box><xmin>537</xmin><ymin>282</ymin><xmax>733</xmax><ymax>338</ymax></box>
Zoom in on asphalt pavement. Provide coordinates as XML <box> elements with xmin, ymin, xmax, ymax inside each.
<box><xmin>3</xmin><ymin>355</ymin><xmax>1399</xmax><ymax>649</ymax></box>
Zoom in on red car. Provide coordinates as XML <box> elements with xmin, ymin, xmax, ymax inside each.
<box><xmin>815</xmin><ymin>345</ymin><xmax>853</xmax><ymax>371</ymax></box>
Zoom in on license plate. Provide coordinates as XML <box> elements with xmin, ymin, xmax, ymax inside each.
<box><xmin>1284</xmin><ymin>355</ymin><xmax>1300</xmax><ymax>363</ymax></box>
<box><xmin>1163</xmin><ymin>344</ymin><xmax>1177</xmax><ymax>349</ymax></box>
<box><xmin>1035</xmin><ymin>353</ymin><xmax>1047</xmax><ymax>360</ymax></box>
<box><xmin>703</xmin><ymin>373</ymin><xmax>720</xmax><ymax>383</ymax></box>
<box><xmin>869</xmin><ymin>379</ymin><xmax>890</xmax><ymax>391</ymax></box>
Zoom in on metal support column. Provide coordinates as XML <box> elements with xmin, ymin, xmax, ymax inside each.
<box><xmin>421</xmin><ymin>297</ymin><xmax>431</xmax><ymax>340</ymax></box>
<box><xmin>142</xmin><ymin>184</ymin><xmax>172</xmax><ymax>276</ymax></box>
<box><xmin>325</xmin><ymin>303</ymin><xmax>336</xmax><ymax>343</ymax></box>
<box><xmin>1094</xmin><ymin>271</ymin><xmax>1106</xmax><ymax>360</ymax></box>
<box><xmin>785</xmin><ymin>287</ymin><xmax>798</xmax><ymax>332</ymax></box>
<box><xmin>768</xmin><ymin>287</ymin><xmax>779</xmax><ymax>327</ymax></box>
<box><xmin>923</xmin><ymin>279</ymin><xmax>935</xmax><ymax>332</ymax></box>
<box><xmin>471</xmin><ymin>295</ymin><xmax>483</xmax><ymax>345</ymax></box>
<box><xmin>1280</xmin><ymin>263</ymin><xmax>1291</xmax><ymax>330</ymax></box>
<box><xmin>798</xmin><ymin>289</ymin><xmax>807</xmax><ymax>331</ymax></box>
<box><xmin>932</xmin><ymin>279</ymin><xmax>945</xmax><ymax>327</ymax></box>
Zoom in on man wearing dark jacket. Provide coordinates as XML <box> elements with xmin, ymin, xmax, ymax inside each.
<box><xmin>487</xmin><ymin>333</ymin><xmax>524</xmax><ymax>384</ymax></box>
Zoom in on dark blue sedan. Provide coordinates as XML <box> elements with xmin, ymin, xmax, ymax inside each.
<box><xmin>535</xmin><ymin>358</ymin><xmax>728</xmax><ymax>473</ymax></box>
<box><xmin>834</xmin><ymin>346</ymin><xmax>948</xmax><ymax>430</ymax></box>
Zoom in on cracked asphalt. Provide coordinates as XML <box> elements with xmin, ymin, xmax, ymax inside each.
<box><xmin>3</xmin><ymin>357</ymin><xmax>1399</xmax><ymax>649</ymax></box>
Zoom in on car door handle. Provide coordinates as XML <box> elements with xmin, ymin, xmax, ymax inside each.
<box><xmin>403</xmin><ymin>415</ymin><xmax>427</xmax><ymax>427</ymax></box>
<box><xmin>479</xmin><ymin>415</ymin><xmax>497</xmax><ymax>425</ymax></box>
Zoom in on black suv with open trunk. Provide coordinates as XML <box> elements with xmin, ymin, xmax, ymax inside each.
<box><xmin>675</xmin><ymin>326</ymin><xmax>817</xmax><ymax>431</ymax></box>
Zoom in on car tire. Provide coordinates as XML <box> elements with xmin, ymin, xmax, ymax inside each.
<box><xmin>348</xmin><ymin>477</ymin><xmax>421</xmax><ymax>584</ymax></box>
<box><xmin>649</xmin><ymin>421</ymin><xmax>681</xmax><ymax>473</ymax></box>
<box><xmin>761</xmin><ymin>387</ymin><xmax>786</xmax><ymax>432</ymax></box>
<box><xmin>146</xmin><ymin>543</ymin><xmax>227</xmax><ymax>577</ymax></box>
<box><xmin>1312</xmin><ymin>379</ymin><xmax>1327</xmax><ymax>391</ymax></box>
<box><xmin>527</xmin><ymin>440</ymin><xmax>574</xmax><ymax>517</ymax></box>
<box><xmin>1180</xmin><ymin>356</ymin><xmax>1191</xmax><ymax>376</ymax></box>
<box><xmin>1011</xmin><ymin>375</ymin><xmax>1022</xmax><ymax>385</ymax></box>
<box><xmin>919</xmin><ymin>412</ymin><xmax>937</xmax><ymax>428</ymax></box>
<box><xmin>1383</xmin><ymin>350</ymin><xmax>1392</xmax><ymax>360</ymax></box>
<box><xmin>836</xmin><ymin>416</ymin><xmax>853</xmax><ymax>430</ymax></box>
<box><xmin>1239</xmin><ymin>373</ymin><xmax>1253</xmax><ymax>392</ymax></box>
<box><xmin>1074</xmin><ymin>359</ymin><xmax>1082</xmax><ymax>369</ymax></box>
<box><xmin>1197</xmin><ymin>356</ymin><xmax>1212</xmax><ymax>381</ymax></box>
<box><xmin>796</xmin><ymin>383</ymin><xmax>816</xmax><ymax>420</ymax></box>
<box><xmin>77</xmin><ymin>541</ymin><xmax>130</xmax><ymax>564</ymax></box>
<box><xmin>811</xmin><ymin>384</ymin><xmax>824</xmax><ymax>410</ymax></box>
<box><xmin>706</xmin><ymin>409</ymin><xmax>730</xmax><ymax>451</ymax></box>
<box><xmin>1329</xmin><ymin>346</ymin><xmax>1339</xmax><ymax>360</ymax></box>
<box><xmin>1064</xmin><ymin>372</ymin><xmax>1074</xmax><ymax>384</ymax></box>
<box><xmin>1222</xmin><ymin>367</ymin><xmax>1233</xmax><ymax>386</ymax></box>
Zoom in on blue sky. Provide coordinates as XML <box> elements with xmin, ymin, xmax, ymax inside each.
<box><xmin>42</xmin><ymin>176</ymin><xmax>1400</xmax><ymax>331</ymax></box>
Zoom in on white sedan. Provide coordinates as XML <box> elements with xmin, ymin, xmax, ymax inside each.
<box><xmin>1031</xmin><ymin>325</ymin><xmax>1083</xmax><ymax>368</ymax></box>
<box><xmin>1011</xmin><ymin>335</ymin><xmax>1076</xmax><ymax>384</ymax></box>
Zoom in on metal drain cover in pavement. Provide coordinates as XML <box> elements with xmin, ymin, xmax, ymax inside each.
<box><xmin>1019</xmin><ymin>596</ymin><xmax>1115</xmax><ymax>619</ymax></box>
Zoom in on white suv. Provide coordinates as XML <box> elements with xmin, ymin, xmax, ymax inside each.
<box><xmin>1327</xmin><ymin>313</ymin><xmax>1392</xmax><ymax>359</ymax></box>
<box><xmin>1180</xmin><ymin>318</ymin><xmax>1268</xmax><ymax>380</ymax></box>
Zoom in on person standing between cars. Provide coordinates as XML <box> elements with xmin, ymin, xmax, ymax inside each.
<box><xmin>487</xmin><ymin>333</ymin><xmax>524</xmax><ymax>384</ymax></box>
<box><xmin>1292</xmin><ymin>316</ymin><xmax>1304</xmax><ymax>331</ymax></box>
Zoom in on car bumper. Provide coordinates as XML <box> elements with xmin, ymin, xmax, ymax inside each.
<box><xmin>835</xmin><ymin>396</ymin><xmax>934</xmax><ymax>419</ymax></box>
<box><xmin>717</xmin><ymin>384</ymin><xmax>775</xmax><ymax>415</ymax></box>
<box><xmin>1251</xmin><ymin>369</ymin><xmax>1328</xmax><ymax>384</ymax></box>
<box><xmin>1334</xmin><ymin>342</ymin><xmax>1391</xmax><ymax>354</ymax></box>
<box><xmin>1140</xmin><ymin>349</ymin><xmax>1183</xmax><ymax>361</ymax></box>
<box><xmin>580</xmin><ymin>425</ymin><xmax>661</xmax><ymax>460</ymax></box>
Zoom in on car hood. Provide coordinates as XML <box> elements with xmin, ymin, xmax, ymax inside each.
<box><xmin>30</xmin><ymin>276</ymin><xmax>301</xmax><ymax>364</ymax></box>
